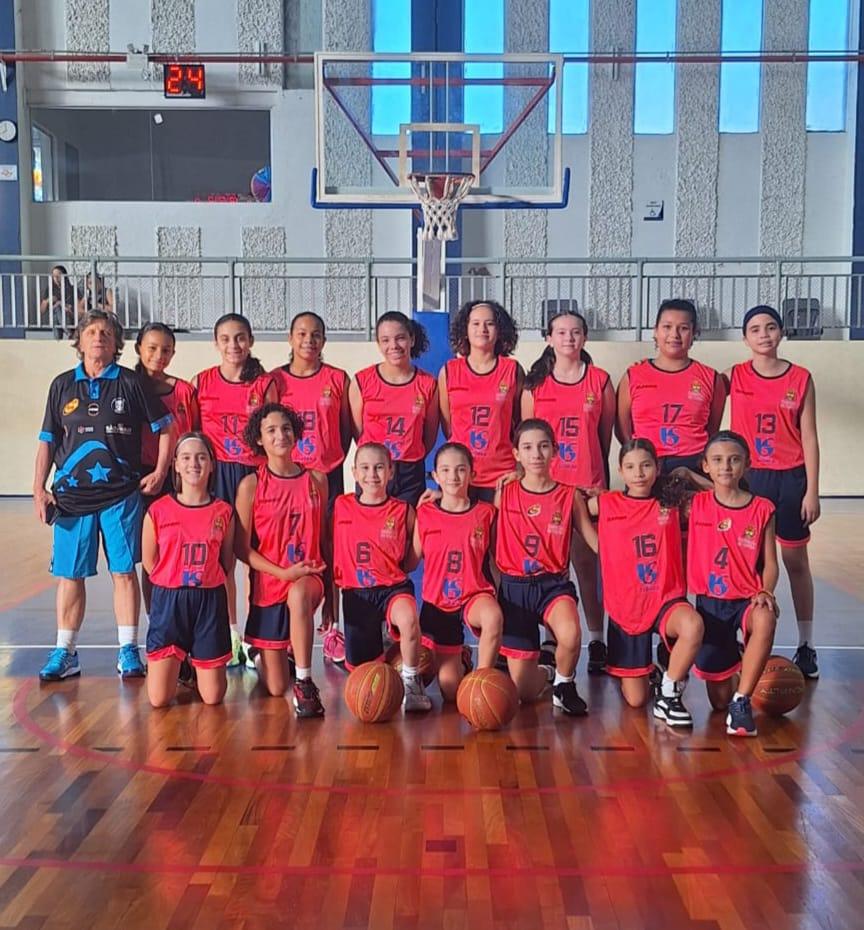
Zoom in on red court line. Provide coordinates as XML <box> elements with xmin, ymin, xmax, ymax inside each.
<box><xmin>12</xmin><ymin>678</ymin><xmax>864</xmax><ymax>797</ymax></box>
<box><xmin>0</xmin><ymin>854</ymin><xmax>862</xmax><ymax>880</ymax></box>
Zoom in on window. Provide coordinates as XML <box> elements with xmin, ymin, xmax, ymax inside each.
<box><xmin>634</xmin><ymin>0</ymin><xmax>677</xmax><ymax>134</ymax></box>
<box><xmin>719</xmin><ymin>0</ymin><xmax>763</xmax><ymax>133</ymax></box>
<box><xmin>464</xmin><ymin>0</ymin><xmax>504</xmax><ymax>134</ymax></box>
<box><xmin>30</xmin><ymin>109</ymin><xmax>271</xmax><ymax>202</ymax></box>
<box><xmin>806</xmin><ymin>0</ymin><xmax>849</xmax><ymax>131</ymax></box>
<box><xmin>371</xmin><ymin>0</ymin><xmax>412</xmax><ymax>135</ymax></box>
<box><xmin>548</xmin><ymin>0</ymin><xmax>589</xmax><ymax>134</ymax></box>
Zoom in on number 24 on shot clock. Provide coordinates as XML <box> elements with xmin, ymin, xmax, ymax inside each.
<box><xmin>163</xmin><ymin>64</ymin><xmax>206</xmax><ymax>99</ymax></box>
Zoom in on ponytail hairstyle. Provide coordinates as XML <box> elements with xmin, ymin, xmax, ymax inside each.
<box><xmin>514</xmin><ymin>417</ymin><xmax>557</xmax><ymax>448</ymax></box>
<box><xmin>449</xmin><ymin>299</ymin><xmax>519</xmax><ymax>357</ymax></box>
<box><xmin>618</xmin><ymin>437</ymin><xmax>691</xmax><ymax>508</ymax></box>
<box><xmin>375</xmin><ymin>311</ymin><xmax>429</xmax><ymax>359</ymax></box>
<box><xmin>433</xmin><ymin>441</ymin><xmax>474</xmax><ymax>471</ymax></box>
<box><xmin>172</xmin><ymin>431</ymin><xmax>218</xmax><ymax>494</ymax></box>
<box><xmin>702</xmin><ymin>430</ymin><xmax>751</xmax><ymax>492</ymax></box>
<box><xmin>213</xmin><ymin>313</ymin><xmax>266</xmax><ymax>382</ymax></box>
<box><xmin>288</xmin><ymin>311</ymin><xmax>327</xmax><ymax>364</ymax></box>
<box><xmin>525</xmin><ymin>310</ymin><xmax>593</xmax><ymax>390</ymax></box>
<box><xmin>134</xmin><ymin>322</ymin><xmax>176</xmax><ymax>376</ymax></box>
<box><xmin>654</xmin><ymin>298</ymin><xmax>700</xmax><ymax>338</ymax></box>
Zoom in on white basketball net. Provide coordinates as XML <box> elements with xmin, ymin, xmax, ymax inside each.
<box><xmin>408</xmin><ymin>172</ymin><xmax>475</xmax><ymax>241</ymax></box>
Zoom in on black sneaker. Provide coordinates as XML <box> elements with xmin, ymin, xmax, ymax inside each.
<box><xmin>793</xmin><ymin>643</ymin><xmax>819</xmax><ymax>679</ymax></box>
<box><xmin>656</xmin><ymin>639</ymin><xmax>670</xmax><ymax>673</ymax></box>
<box><xmin>539</xmin><ymin>641</ymin><xmax>556</xmax><ymax>671</ymax></box>
<box><xmin>552</xmin><ymin>679</ymin><xmax>588</xmax><ymax>716</ymax></box>
<box><xmin>293</xmin><ymin>678</ymin><xmax>325</xmax><ymax>718</ymax></box>
<box><xmin>726</xmin><ymin>695</ymin><xmax>756</xmax><ymax>737</ymax></box>
<box><xmin>587</xmin><ymin>640</ymin><xmax>607</xmax><ymax>675</ymax></box>
<box><xmin>653</xmin><ymin>684</ymin><xmax>693</xmax><ymax>727</ymax></box>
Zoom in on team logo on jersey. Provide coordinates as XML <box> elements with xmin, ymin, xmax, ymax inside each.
<box><xmin>320</xmin><ymin>386</ymin><xmax>333</xmax><ymax>407</ymax></box>
<box><xmin>176</xmin><ymin>403</ymin><xmax>186</xmax><ymax>416</ymax></box>
<box><xmin>111</xmin><ymin>397</ymin><xmax>126</xmax><ymax>415</ymax></box>
<box><xmin>717</xmin><ymin>518</ymin><xmax>732</xmax><ymax>532</ymax></box>
<box><xmin>496</xmin><ymin>381</ymin><xmax>510</xmax><ymax>402</ymax></box>
<box><xmin>471</xmin><ymin>524</ymin><xmax>485</xmax><ymax>545</ymax></box>
<box><xmin>412</xmin><ymin>393</ymin><xmax>425</xmax><ymax>413</ymax></box>
<box><xmin>213</xmin><ymin>515</ymin><xmax>225</xmax><ymax>533</ymax></box>
<box><xmin>526</xmin><ymin>504</ymin><xmax>542</xmax><ymax>517</ymax></box>
<box><xmin>549</xmin><ymin>510</ymin><xmax>565</xmax><ymax>536</ymax></box>
<box><xmin>781</xmin><ymin>389</ymin><xmax>798</xmax><ymax>410</ymax></box>
<box><xmin>380</xmin><ymin>516</ymin><xmax>397</xmax><ymax>540</ymax></box>
<box><xmin>87</xmin><ymin>403</ymin><xmax>100</xmax><ymax>417</ymax></box>
<box><xmin>637</xmin><ymin>562</ymin><xmax>658</xmax><ymax>586</ymax></box>
<box><xmin>63</xmin><ymin>398</ymin><xmax>79</xmax><ymax>416</ymax></box>
<box><xmin>657</xmin><ymin>506</ymin><xmax>671</xmax><ymax>525</ymax></box>
<box><xmin>688</xmin><ymin>381</ymin><xmax>706</xmax><ymax>402</ymax></box>
<box><xmin>249</xmin><ymin>393</ymin><xmax>261</xmax><ymax>408</ymax></box>
<box><xmin>442</xmin><ymin>578</ymin><xmax>462</xmax><ymax>601</ymax></box>
<box><xmin>584</xmin><ymin>392</ymin><xmax>596</xmax><ymax>409</ymax></box>
<box><xmin>739</xmin><ymin>524</ymin><xmax>758</xmax><ymax>550</ymax></box>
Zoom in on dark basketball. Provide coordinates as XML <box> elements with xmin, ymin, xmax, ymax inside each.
<box><xmin>344</xmin><ymin>661</ymin><xmax>404</xmax><ymax>723</ymax></box>
<box><xmin>456</xmin><ymin>668</ymin><xmax>519</xmax><ymax>731</ymax></box>
<box><xmin>385</xmin><ymin>642</ymin><xmax>436</xmax><ymax>686</ymax></box>
<box><xmin>751</xmin><ymin>655</ymin><xmax>806</xmax><ymax>717</ymax></box>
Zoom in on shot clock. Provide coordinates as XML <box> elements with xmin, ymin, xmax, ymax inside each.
<box><xmin>163</xmin><ymin>64</ymin><xmax>206</xmax><ymax>99</ymax></box>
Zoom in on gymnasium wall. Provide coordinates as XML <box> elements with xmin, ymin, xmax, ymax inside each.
<box><xmin>16</xmin><ymin>1</ymin><xmax>857</xmax><ymax>264</ymax></box>
<box><xmin>3</xmin><ymin>338</ymin><xmax>862</xmax><ymax>498</ymax></box>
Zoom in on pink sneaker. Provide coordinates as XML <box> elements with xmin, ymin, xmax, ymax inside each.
<box><xmin>322</xmin><ymin>627</ymin><xmax>346</xmax><ymax>666</ymax></box>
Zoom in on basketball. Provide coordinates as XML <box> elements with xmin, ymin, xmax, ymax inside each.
<box><xmin>750</xmin><ymin>655</ymin><xmax>806</xmax><ymax>717</ymax></box>
<box><xmin>456</xmin><ymin>668</ymin><xmax>519</xmax><ymax>731</ymax></box>
<box><xmin>385</xmin><ymin>642</ymin><xmax>437</xmax><ymax>686</ymax></box>
<box><xmin>344</xmin><ymin>661</ymin><xmax>404</xmax><ymax>723</ymax></box>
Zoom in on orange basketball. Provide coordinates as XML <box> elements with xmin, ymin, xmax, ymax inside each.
<box><xmin>344</xmin><ymin>661</ymin><xmax>404</xmax><ymax>723</ymax></box>
<box><xmin>456</xmin><ymin>668</ymin><xmax>519</xmax><ymax>731</ymax></box>
<box><xmin>750</xmin><ymin>655</ymin><xmax>806</xmax><ymax>717</ymax></box>
<box><xmin>385</xmin><ymin>642</ymin><xmax>436</xmax><ymax>686</ymax></box>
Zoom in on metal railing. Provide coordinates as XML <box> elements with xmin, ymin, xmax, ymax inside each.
<box><xmin>1</xmin><ymin>254</ymin><xmax>861</xmax><ymax>338</ymax></box>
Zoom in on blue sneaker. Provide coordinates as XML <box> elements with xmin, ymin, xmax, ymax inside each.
<box><xmin>726</xmin><ymin>694</ymin><xmax>757</xmax><ymax>737</ymax></box>
<box><xmin>39</xmin><ymin>647</ymin><xmax>81</xmax><ymax>681</ymax></box>
<box><xmin>117</xmin><ymin>644</ymin><xmax>146</xmax><ymax>678</ymax></box>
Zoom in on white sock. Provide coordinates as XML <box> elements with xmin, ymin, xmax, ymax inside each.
<box><xmin>401</xmin><ymin>664</ymin><xmax>418</xmax><ymax>682</ymax></box>
<box><xmin>57</xmin><ymin>629</ymin><xmax>78</xmax><ymax>653</ymax></box>
<box><xmin>732</xmin><ymin>691</ymin><xmax>746</xmax><ymax>702</ymax></box>
<box><xmin>661</xmin><ymin>671</ymin><xmax>680</xmax><ymax>698</ymax></box>
<box><xmin>117</xmin><ymin>626</ymin><xmax>138</xmax><ymax>647</ymax></box>
<box><xmin>798</xmin><ymin>622</ymin><xmax>814</xmax><ymax>647</ymax></box>
<box><xmin>230</xmin><ymin>623</ymin><xmax>241</xmax><ymax>638</ymax></box>
<box><xmin>296</xmin><ymin>666</ymin><xmax>311</xmax><ymax>681</ymax></box>
<box><xmin>553</xmin><ymin>670</ymin><xmax>574</xmax><ymax>686</ymax></box>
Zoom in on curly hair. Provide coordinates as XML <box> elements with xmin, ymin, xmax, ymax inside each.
<box><xmin>242</xmin><ymin>402</ymin><xmax>305</xmax><ymax>455</ymax></box>
<box><xmin>375</xmin><ymin>311</ymin><xmax>430</xmax><ymax>359</ymax></box>
<box><xmin>73</xmin><ymin>309</ymin><xmax>124</xmax><ymax>362</ymax></box>
<box><xmin>449</xmin><ymin>299</ymin><xmax>519</xmax><ymax>358</ymax></box>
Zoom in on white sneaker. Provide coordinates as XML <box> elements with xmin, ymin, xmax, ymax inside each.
<box><xmin>403</xmin><ymin>676</ymin><xmax>432</xmax><ymax>713</ymax></box>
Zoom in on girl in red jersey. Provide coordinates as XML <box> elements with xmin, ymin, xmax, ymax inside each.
<box><xmin>142</xmin><ymin>433</ymin><xmax>235</xmax><ymax>707</ymax></box>
<box><xmin>409</xmin><ymin>442</ymin><xmax>503</xmax><ymax>700</ymax></box>
<box><xmin>438</xmin><ymin>300</ymin><xmax>523</xmax><ymax>503</ymax></box>
<box><xmin>576</xmin><ymin>439</ymin><xmax>703</xmax><ymax>726</ymax></box>
<box><xmin>332</xmin><ymin>443</ymin><xmax>432</xmax><ymax>712</ymax></box>
<box><xmin>270</xmin><ymin>312</ymin><xmax>351</xmax><ymax>511</ymax></box>
<box><xmin>687</xmin><ymin>431</ymin><xmax>779</xmax><ymax>737</ymax></box>
<box><xmin>193</xmin><ymin>313</ymin><xmax>278</xmax><ymax>665</ymax></box>
<box><xmin>495</xmin><ymin>419</ymin><xmax>589</xmax><ymax>715</ymax></box>
<box><xmin>727</xmin><ymin>305</ymin><xmax>821</xmax><ymax>680</ymax></box>
<box><xmin>617</xmin><ymin>299</ymin><xmax>726</xmax><ymax>474</ymax></box>
<box><xmin>348</xmin><ymin>312</ymin><xmax>439</xmax><ymax>506</ymax></box>
<box><xmin>521</xmin><ymin>310</ymin><xmax>615</xmax><ymax>675</ymax></box>
<box><xmin>234</xmin><ymin>403</ymin><xmax>330</xmax><ymax>716</ymax></box>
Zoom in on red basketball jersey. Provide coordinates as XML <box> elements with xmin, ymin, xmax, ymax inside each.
<box><xmin>196</xmin><ymin>366</ymin><xmax>273</xmax><ymax>466</ymax></box>
<box><xmin>250</xmin><ymin>467</ymin><xmax>323</xmax><ymax>608</ymax></box>
<box><xmin>417</xmin><ymin>500</ymin><xmax>495</xmax><ymax>610</ymax></box>
<box><xmin>444</xmin><ymin>356</ymin><xmax>518</xmax><ymax>487</ymax></box>
<box><xmin>687</xmin><ymin>491</ymin><xmax>775</xmax><ymax>599</ymax></box>
<box><xmin>598</xmin><ymin>492</ymin><xmax>685</xmax><ymax>633</ymax></box>
<box><xmin>332</xmin><ymin>494</ymin><xmax>409</xmax><ymax>589</ymax></box>
<box><xmin>355</xmin><ymin>365</ymin><xmax>436</xmax><ymax>463</ymax></box>
<box><xmin>141</xmin><ymin>378</ymin><xmax>197</xmax><ymax>468</ymax></box>
<box><xmin>495</xmin><ymin>481</ymin><xmax>574</xmax><ymax>576</ymax></box>
<box><xmin>530</xmin><ymin>365</ymin><xmax>611</xmax><ymax>489</ymax></box>
<box><xmin>270</xmin><ymin>363</ymin><xmax>348</xmax><ymax>474</ymax></box>
<box><xmin>729</xmin><ymin>361</ymin><xmax>810</xmax><ymax>470</ymax></box>
<box><xmin>628</xmin><ymin>359</ymin><xmax>719</xmax><ymax>458</ymax></box>
<box><xmin>148</xmin><ymin>495</ymin><xmax>232</xmax><ymax>589</ymax></box>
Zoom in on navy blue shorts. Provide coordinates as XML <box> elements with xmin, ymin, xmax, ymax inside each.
<box><xmin>747</xmin><ymin>465</ymin><xmax>807</xmax><ymax>546</ymax></box>
<box><xmin>389</xmin><ymin>459</ymin><xmax>427</xmax><ymax>506</ymax></box>
<box><xmin>342</xmin><ymin>580</ymin><xmax>416</xmax><ymax>669</ymax></box>
<box><xmin>659</xmin><ymin>453</ymin><xmax>702</xmax><ymax>477</ymax></box>
<box><xmin>420</xmin><ymin>595</ymin><xmax>489</xmax><ymax>654</ymax></box>
<box><xmin>468</xmin><ymin>485</ymin><xmax>497</xmax><ymax>504</ymax></box>
<box><xmin>606</xmin><ymin>598</ymin><xmax>690</xmax><ymax>678</ymax></box>
<box><xmin>498</xmin><ymin>573</ymin><xmax>578</xmax><ymax>660</ymax></box>
<box><xmin>214</xmin><ymin>460</ymin><xmax>256</xmax><ymax>505</ymax></box>
<box><xmin>693</xmin><ymin>594</ymin><xmax>753</xmax><ymax>682</ymax></box>
<box><xmin>326</xmin><ymin>466</ymin><xmax>345</xmax><ymax>512</ymax></box>
<box><xmin>245</xmin><ymin>576</ymin><xmax>325</xmax><ymax>650</ymax></box>
<box><xmin>146</xmin><ymin>585</ymin><xmax>231</xmax><ymax>667</ymax></box>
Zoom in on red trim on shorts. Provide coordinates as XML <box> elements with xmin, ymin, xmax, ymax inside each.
<box><xmin>692</xmin><ymin>661</ymin><xmax>742</xmax><ymax>682</ymax></box>
<box><xmin>384</xmin><ymin>593</ymin><xmax>414</xmax><ymax>639</ymax></box>
<box><xmin>344</xmin><ymin>653</ymin><xmax>385</xmax><ymax>673</ymax></box>
<box><xmin>740</xmin><ymin>602</ymin><xmax>755</xmax><ymax>641</ymax></box>
<box><xmin>431</xmin><ymin>642</ymin><xmax>464</xmax><ymax>656</ymax></box>
<box><xmin>606</xmin><ymin>663</ymin><xmax>654</xmax><ymax>679</ymax></box>
<box><xmin>190</xmin><ymin>652</ymin><xmax>232</xmax><ymax>669</ymax></box>
<box><xmin>499</xmin><ymin>646</ymin><xmax>541</xmax><ymax>660</ymax></box>
<box><xmin>656</xmin><ymin>597</ymin><xmax>691</xmax><ymax>652</ymax></box>
<box><xmin>147</xmin><ymin>645</ymin><xmax>186</xmax><ymax>663</ymax></box>
<box><xmin>244</xmin><ymin>635</ymin><xmax>291</xmax><ymax>650</ymax></box>
<box><xmin>777</xmin><ymin>534</ymin><xmax>810</xmax><ymax>549</ymax></box>
<box><xmin>462</xmin><ymin>592</ymin><xmax>495</xmax><ymax>637</ymax></box>
<box><xmin>542</xmin><ymin>593</ymin><xmax>578</xmax><ymax>623</ymax></box>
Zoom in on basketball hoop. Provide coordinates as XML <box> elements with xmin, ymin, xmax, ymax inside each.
<box><xmin>408</xmin><ymin>172</ymin><xmax>475</xmax><ymax>241</ymax></box>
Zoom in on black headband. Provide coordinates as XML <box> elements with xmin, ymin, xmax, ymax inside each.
<box><xmin>742</xmin><ymin>305</ymin><xmax>783</xmax><ymax>334</ymax></box>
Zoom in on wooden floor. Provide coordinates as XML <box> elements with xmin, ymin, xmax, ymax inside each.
<box><xmin>1</xmin><ymin>501</ymin><xmax>864</xmax><ymax>929</ymax></box>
